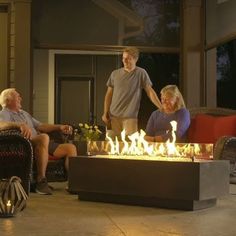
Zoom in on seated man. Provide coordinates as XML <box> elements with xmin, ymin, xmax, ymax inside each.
<box><xmin>0</xmin><ymin>88</ymin><xmax>77</xmax><ymax>195</ymax></box>
<box><xmin>145</xmin><ymin>85</ymin><xmax>190</xmax><ymax>143</ymax></box>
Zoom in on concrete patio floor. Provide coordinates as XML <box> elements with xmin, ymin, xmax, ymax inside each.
<box><xmin>1</xmin><ymin>182</ymin><xmax>236</xmax><ymax>236</ymax></box>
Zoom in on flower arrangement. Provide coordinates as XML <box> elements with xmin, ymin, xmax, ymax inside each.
<box><xmin>74</xmin><ymin>123</ymin><xmax>102</xmax><ymax>141</ymax></box>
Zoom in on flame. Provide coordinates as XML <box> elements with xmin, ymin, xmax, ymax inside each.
<box><xmin>165</xmin><ymin>121</ymin><xmax>180</xmax><ymax>156</ymax></box>
<box><xmin>106</xmin><ymin>121</ymin><xmax>184</xmax><ymax>157</ymax></box>
<box><xmin>6</xmin><ymin>200</ymin><xmax>11</xmax><ymax>206</ymax></box>
<box><xmin>90</xmin><ymin>121</ymin><xmax>213</xmax><ymax>161</ymax></box>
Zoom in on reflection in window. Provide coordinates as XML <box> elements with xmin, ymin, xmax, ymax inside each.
<box><xmin>118</xmin><ymin>0</ymin><xmax>180</xmax><ymax>47</ymax></box>
<box><xmin>217</xmin><ymin>40</ymin><xmax>236</xmax><ymax>109</ymax></box>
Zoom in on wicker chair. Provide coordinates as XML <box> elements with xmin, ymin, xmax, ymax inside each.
<box><xmin>0</xmin><ymin>128</ymin><xmax>68</xmax><ymax>194</ymax></box>
<box><xmin>214</xmin><ymin>136</ymin><xmax>236</xmax><ymax>184</ymax></box>
<box><xmin>0</xmin><ymin>129</ymin><xmax>33</xmax><ymax>194</ymax></box>
<box><xmin>189</xmin><ymin>107</ymin><xmax>236</xmax><ymax>118</ymax></box>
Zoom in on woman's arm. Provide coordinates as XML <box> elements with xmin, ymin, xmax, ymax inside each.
<box><xmin>145</xmin><ymin>111</ymin><xmax>156</xmax><ymax>137</ymax></box>
<box><xmin>145</xmin><ymin>111</ymin><xmax>166</xmax><ymax>142</ymax></box>
<box><xmin>144</xmin><ymin>135</ymin><xmax>163</xmax><ymax>142</ymax></box>
<box><xmin>176</xmin><ymin>109</ymin><xmax>191</xmax><ymax>139</ymax></box>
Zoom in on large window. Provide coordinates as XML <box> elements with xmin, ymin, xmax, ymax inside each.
<box><xmin>217</xmin><ymin>40</ymin><xmax>236</xmax><ymax>109</ymax></box>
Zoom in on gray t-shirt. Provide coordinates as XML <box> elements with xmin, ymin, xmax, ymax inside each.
<box><xmin>107</xmin><ymin>66</ymin><xmax>152</xmax><ymax>118</ymax></box>
<box><xmin>0</xmin><ymin>108</ymin><xmax>41</xmax><ymax>137</ymax></box>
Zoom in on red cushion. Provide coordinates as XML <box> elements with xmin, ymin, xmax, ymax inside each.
<box><xmin>188</xmin><ymin>114</ymin><xmax>236</xmax><ymax>144</ymax></box>
<box><xmin>48</xmin><ymin>154</ymin><xmax>60</xmax><ymax>161</ymax></box>
<box><xmin>215</xmin><ymin>115</ymin><xmax>236</xmax><ymax>138</ymax></box>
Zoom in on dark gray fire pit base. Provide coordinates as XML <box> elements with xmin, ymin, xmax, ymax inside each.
<box><xmin>78</xmin><ymin>192</ymin><xmax>217</xmax><ymax>210</ymax></box>
<box><xmin>68</xmin><ymin>156</ymin><xmax>229</xmax><ymax>210</ymax></box>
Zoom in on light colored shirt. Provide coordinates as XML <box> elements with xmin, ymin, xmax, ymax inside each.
<box><xmin>0</xmin><ymin>108</ymin><xmax>41</xmax><ymax>137</ymax></box>
<box><xmin>107</xmin><ymin>66</ymin><xmax>152</xmax><ymax>118</ymax></box>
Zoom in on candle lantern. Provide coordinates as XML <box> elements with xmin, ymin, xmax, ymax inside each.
<box><xmin>0</xmin><ymin>176</ymin><xmax>28</xmax><ymax>217</ymax></box>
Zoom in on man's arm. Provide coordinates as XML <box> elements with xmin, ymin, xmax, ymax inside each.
<box><xmin>0</xmin><ymin>121</ymin><xmax>18</xmax><ymax>130</ymax></box>
<box><xmin>36</xmin><ymin>124</ymin><xmax>72</xmax><ymax>135</ymax></box>
<box><xmin>145</xmin><ymin>85</ymin><xmax>162</xmax><ymax>110</ymax></box>
<box><xmin>102</xmin><ymin>86</ymin><xmax>113</xmax><ymax>125</ymax></box>
<box><xmin>0</xmin><ymin>121</ymin><xmax>32</xmax><ymax>139</ymax></box>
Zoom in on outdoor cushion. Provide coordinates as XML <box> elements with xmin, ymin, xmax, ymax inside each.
<box><xmin>188</xmin><ymin>114</ymin><xmax>236</xmax><ymax>144</ymax></box>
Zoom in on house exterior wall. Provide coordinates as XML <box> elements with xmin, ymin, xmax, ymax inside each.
<box><xmin>2</xmin><ymin>0</ymin><xmax>236</xmax><ymax>123</ymax></box>
<box><xmin>0</xmin><ymin>0</ymin><xmax>31</xmax><ymax>112</ymax></box>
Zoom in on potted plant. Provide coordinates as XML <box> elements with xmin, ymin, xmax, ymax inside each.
<box><xmin>73</xmin><ymin>123</ymin><xmax>102</xmax><ymax>155</ymax></box>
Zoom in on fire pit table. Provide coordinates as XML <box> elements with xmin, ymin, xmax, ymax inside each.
<box><xmin>69</xmin><ymin>153</ymin><xmax>229</xmax><ymax>210</ymax></box>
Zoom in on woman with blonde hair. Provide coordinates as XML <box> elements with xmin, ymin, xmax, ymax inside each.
<box><xmin>145</xmin><ymin>85</ymin><xmax>190</xmax><ymax>142</ymax></box>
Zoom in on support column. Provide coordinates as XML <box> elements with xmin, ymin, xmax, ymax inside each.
<box><xmin>0</xmin><ymin>4</ymin><xmax>9</xmax><ymax>91</ymax></box>
<box><xmin>206</xmin><ymin>48</ymin><xmax>217</xmax><ymax>107</ymax></box>
<box><xmin>14</xmin><ymin>0</ymin><xmax>31</xmax><ymax>111</ymax></box>
<box><xmin>181</xmin><ymin>0</ymin><xmax>205</xmax><ymax>107</ymax></box>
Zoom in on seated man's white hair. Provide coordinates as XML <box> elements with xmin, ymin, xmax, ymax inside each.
<box><xmin>0</xmin><ymin>88</ymin><xmax>16</xmax><ymax>108</ymax></box>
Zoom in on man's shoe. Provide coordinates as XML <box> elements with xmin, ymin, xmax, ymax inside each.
<box><xmin>35</xmin><ymin>178</ymin><xmax>52</xmax><ymax>195</ymax></box>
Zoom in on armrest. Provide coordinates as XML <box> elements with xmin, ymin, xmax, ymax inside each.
<box><xmin>0</xmin><ymin>128</ymin><xmax>22</xmax><ymax>137</ymax></box>
<box><xmin>0</xmin><ymin>128</ymin><xmax>33</xmax><ymax>194</ymax></box>
<box><xmin>214</xmin><ymin>136</ymin><xmax>236</xmax><ymax>184</ymax></box>
<box><xmin>214</xmin><ymin>136</ymin><xmax>236</xmax><ymax>161</ymax></box>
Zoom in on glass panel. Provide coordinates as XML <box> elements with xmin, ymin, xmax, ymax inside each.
<box><xmin>87</xmin><ymin>141</ymin><xmax>213</xmax><ymax>161</ymax></box>
<box><xmin>119</xmin><ymin>0</ymin><xmax>180</xmax><ymax>47</ymax></box>
<box><xmin>217</xmin><ymin>40</ymin><xmax>236</xmax><ymax>109</ymax></box>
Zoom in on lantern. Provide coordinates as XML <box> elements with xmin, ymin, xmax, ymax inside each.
<box><xmin>0</xmin><ymin>176</ymin><xmax>28</xmax><ymax>217</ymax></box>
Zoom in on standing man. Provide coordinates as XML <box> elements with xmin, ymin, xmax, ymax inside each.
<box><xmin>0</xmin><ymin>88</ymin><xmax>77</xmax><ymax>195</ymax></box>
<box><xmin>102</xmin><ymin>47</ymin><xmax>162</xmax><ymax>137</ymax></box>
